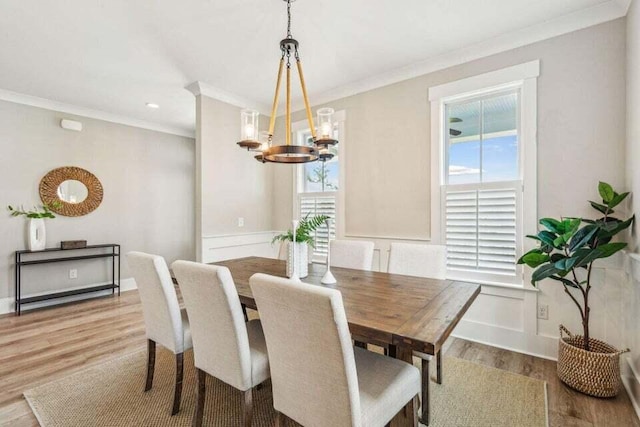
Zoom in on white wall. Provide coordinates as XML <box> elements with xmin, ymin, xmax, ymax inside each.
<box><xmin>270</xmin><ymin>19</ymin><xmax>628</xmax><ymax>359</ymax></box>
<box><xmin>0</xmin><ymin>100</ymin><xmax>195</xmax><ymax>308</ymax></box>
<box><xmin>623</xmin><ymin>0</ymin><xmax>640</xmax><ymax>415</ymax></box>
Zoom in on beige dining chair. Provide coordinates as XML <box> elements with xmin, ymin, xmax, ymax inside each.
<box><xmin>126</xmin><ymin>251</ymin><xmax>192</xmax><ymax>415</ymax></box>
<box><xmin>329</xmin><ymin>240</ymin><xmax>375</xmax><ymax>271</ymax></box>
<box><xmin>250</xmin><ymin>273</ymin><xmax>420</xmax><ymax>427</ymax></box>
<box><xmin>172</xmin><ymin>261</ymin><xmax>270</xmax><ymax>427</ymax></box>
<box><xmin>388</xmin><ymin>242</ymin><xmax>447</xmax><ymax>385</ymax></box>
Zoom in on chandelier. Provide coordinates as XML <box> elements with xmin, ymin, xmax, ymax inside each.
<box><xmin>237</xmin><ymin>0</ymin><xmax>338</xmax><ymax>164</ymax></box>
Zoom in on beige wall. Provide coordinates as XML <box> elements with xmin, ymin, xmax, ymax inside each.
<box><xmin>0</xmin><ymin>100</ymin><xmax>195</xmax><ymax>300</ymax></box>
<box><xmin>196</xmin><ymin>95</ymin><xmax>274</xmax><ymax>259</ymax></box>
<box><xmin>624</xmin><ymin>0</ymin><xmax>640</xmax><ymax>410</ymax></box>
<box><xmin>273</xmin><ymin>19</ymin><xmax>627</xmax><ymax>242</ymax></box>
<box><xmin>628</xmin><ymin>1</ymin><xmax>640</xmax><ymax>252</ymax></box>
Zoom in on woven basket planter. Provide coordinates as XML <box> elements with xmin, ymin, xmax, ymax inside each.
<box><xmin>557</xmin><ymin>325</ymin><xmax>629</xmax><ymax>397</ymax></box>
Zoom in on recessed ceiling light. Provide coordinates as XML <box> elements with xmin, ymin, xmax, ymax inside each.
<box><xmin>146</xmin><ymin>102</ymin><xmax>159</xmax><ymax>109</ymax></box>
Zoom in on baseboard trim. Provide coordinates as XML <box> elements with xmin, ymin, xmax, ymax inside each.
<box><xmin>0</xmin><ymin>278</ymin><xmax>137</xmax><ymax>315</ymax></box>
<box><xmin>622</xmin><ymin>356</ymin><xmax>640</xmax><ymax>420</ymax></box>
<box><xmin>453</xmin><ymin>318</ymin><xmax>558</xmax><ymax>361</ymax></box>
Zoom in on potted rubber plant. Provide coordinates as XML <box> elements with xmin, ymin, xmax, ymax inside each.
<box><xmin>273</xmin><ymin>214</ymin><xmax>329</xmax><ymax>278</ymax></box>
<box><xmin>518</xmin><ymin>182</ymin><xmax>633</xmax><ymax>397</ymax></box>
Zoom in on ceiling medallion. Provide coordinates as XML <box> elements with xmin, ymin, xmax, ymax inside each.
<box><xmin>237</xmin><ymin>0</ymin><xmax>338</xmax><ymax>164</ymax></box>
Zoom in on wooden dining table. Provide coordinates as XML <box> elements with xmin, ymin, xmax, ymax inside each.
<box><xmin>212</xmin><ymin>256</ymin><xmax>481</xmax><ymax>426</ymax></box>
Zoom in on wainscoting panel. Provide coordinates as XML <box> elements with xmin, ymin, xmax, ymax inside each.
<box><xmin>622</xmin><ymin>253</ymin><xmax>640</xmax><ymax>420</ymax></box>
<box><xmin>461</xmin><ymin>292</ymin><xmax>525</xmax><ymax>332</ymax></box>
<box><xmin>201</xmin><ymin>231</ymin><xmax>280</xmax><ymax>264</ymax></box>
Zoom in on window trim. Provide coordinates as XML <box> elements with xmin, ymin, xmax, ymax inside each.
<box><xmin>291</xmin><ymin>110</ymin><xmax>346</xmax><ymax>256</ymax></box>
<box><xmin>429</xmin><ymin>61</ymin><xmax>539</xmax><ymax>288</ymax></box>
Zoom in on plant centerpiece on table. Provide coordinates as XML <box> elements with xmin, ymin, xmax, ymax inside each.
<box><xmin>273</xmin><ymin>214</ymin><xmax>329</xmax><ymax>279</ymax></box>
<box><xmin>518</xmin><ymin>182</ymin><xmax>633</xmax><ymax>397</ymax></box>
<box><xmin>7</xmin><ymin>203</ymin><xmax>60</xmax><ymax>251</ymax></box>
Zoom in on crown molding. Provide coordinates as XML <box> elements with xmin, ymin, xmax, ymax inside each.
<box><xmin>186</xmin><ymin>81</ymin><xmax>271</xmax><ymax>116</ymax></box>
<box><xmin>615</xmin><ymin>0</ymin><xmax>633</xmax><ymax>14</ymax></box>
<box><xmin>289</xmin><ymin>0</ymin><xmax>631</xmax><ymax>111</ymax></box>
<box><xmin>0</xmin><ymin>88</ymin><xmax>194</xmax><ymax>138</ymax></box>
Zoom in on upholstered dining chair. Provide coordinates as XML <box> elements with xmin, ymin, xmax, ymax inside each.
<box><xmin>329</xmin><ymin>240</ymin><xmax>375</xmax><ymax>271</ymax></box>
<box><xmin>250</xmin><ymin>273</ymin><xmax>420</xmax><ymax>427</ymax></box>
<box><xmin>388</xmin><ymin>242</ymin><xmax>447</xmax><ymax>385</ymax></box>
<box><xmin>172</xmin><ymin>261</ymin><xmax>270</xmax><ymax>427</ymax></box>
<box><xmin>126</xmin><ymin>251</ymin><xmax>192</xmax><ymax>415</ymax></box>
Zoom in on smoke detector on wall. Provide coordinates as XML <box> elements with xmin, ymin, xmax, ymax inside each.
<box><xmin>60</xmin><ymin>119</ymin><xmax>82</xmax><ymax>132</ymax></box>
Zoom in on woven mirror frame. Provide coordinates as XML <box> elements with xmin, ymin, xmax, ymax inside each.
<box><xmin>39</xmin><ymin>166</ymin><xmax>103</xmax><ymax>217</ymax></box>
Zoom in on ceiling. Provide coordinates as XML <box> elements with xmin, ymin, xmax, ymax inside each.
<box><xmin>0</xmin><ymin>0</ymin><xmax>630</xmax><ymax>137</ymax></box>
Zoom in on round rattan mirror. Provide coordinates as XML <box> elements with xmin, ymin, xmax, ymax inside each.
<box><xmin>39</xmin><ymin>166</ymin><xmax>103</xmax><ymax>217</ymax></box>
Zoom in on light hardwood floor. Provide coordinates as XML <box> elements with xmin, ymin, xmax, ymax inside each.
<box><xmin>0</xmin><ymin>290</ymin><xmax>638</xmax><ymax>426</ymax></box>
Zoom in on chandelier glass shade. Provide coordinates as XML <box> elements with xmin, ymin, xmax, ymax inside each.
<box><xmin>238</xmin><ymin>0</ymin><xmax>338</xmax><ymax>164</ymax></box>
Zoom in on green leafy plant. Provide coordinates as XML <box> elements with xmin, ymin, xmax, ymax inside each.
<box><xmin>272</xmin><ymin>214</ymin><xmax>330</xmax><ymax>247</ymax></box>
<box><xmin>518</xmin><ymin>182</ymin><xmax>634</xmax><ymax>351</ymax></box>
<box><xmin>7</xmin><ymin>203</ymin><xmax>60</xmax><ymax>219</ymax></box>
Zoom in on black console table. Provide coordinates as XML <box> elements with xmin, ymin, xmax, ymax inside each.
<box><xmin>14</xmin><ymin>244</ymin><xmax>120</xmax><ymax>315</ymax></box>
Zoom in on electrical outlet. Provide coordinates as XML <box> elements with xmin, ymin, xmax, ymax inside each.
<box><xmin>238</xmin><ymin>217</ymin><xmax>245</xmax><ymax>227</ymax></box>
<box><xmin>69</xmin><ymin>269</ymin><xmax>78</xmax><ymax>279</ymax></box>
<box><xmin>537</xmin><ymin>304</ymin><xmax>549</xmax><ymax>320</ymax></box>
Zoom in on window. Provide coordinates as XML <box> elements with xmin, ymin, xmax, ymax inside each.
<box><xmin>444</xmin><ymin>90</ymin><xmax>521</xmax><ymax>281</ymax></box>
<box><xmin>294</xmin><ymin>119</ymin><xmax>343</xmax><ymax>263</ymax></box>
<box><xmin>429</xmin><ymin>61</ymin><xmax>539</xmax><ymax>287</ymax></box>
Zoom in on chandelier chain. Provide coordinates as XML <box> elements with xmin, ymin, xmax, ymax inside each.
<box><xmin>286</xmin><ymin>0</ymin><xmax>292</xmax><ymax>39</ymax></box>
<box><xmin>286</xmin><ymin>44</ymin><xmax>291</xmax><ymax>68</ymax></box>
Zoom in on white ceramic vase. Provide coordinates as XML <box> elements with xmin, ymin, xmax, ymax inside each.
<box><xmin>286</xmin><ymin>242</ymin><xmax>308</xmax><ymax>278</ymax></box>
<box><xmin>28</xmin><ymin>218</ymin><xmax>46</xmax><ymax>251</ymax></box>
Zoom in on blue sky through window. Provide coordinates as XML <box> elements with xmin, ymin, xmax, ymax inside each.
<box><xmin>448</xmin><ymin>135</ymin><xmax>518</xmax><ymax>184</ymax></box>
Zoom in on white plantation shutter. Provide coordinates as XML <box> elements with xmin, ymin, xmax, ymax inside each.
<box><xmin>299</xmin><ymin>194</ymin><xmax>336</xmax><ymax>262</ymax></box>
<box><xmin>444</xmin><ymin>181</ymin><xmax>521</xmax><ymax>284</ymax></box>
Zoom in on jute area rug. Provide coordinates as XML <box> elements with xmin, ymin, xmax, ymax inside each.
<box><xmin>24</xmin><ymin>348</ymin><xmax>548</xmax><ymax>426</ymax></box>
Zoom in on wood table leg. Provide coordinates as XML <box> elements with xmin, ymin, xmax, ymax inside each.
<box><xmin>419</xmin><ymin>358</ymin><xmax>430</xmax><ymax>426</ymax></box>
<box><xmin>435</xmin><ymin>349</ymin><xmax>442</xmax><ymax>385</ymax></box>
<box><xmin>241</xmin><ymin>304</ymin><xmax>249</xmax><ymax>322</ymax></box>
<box><xmin>389</xmin><ymin>346</ymin><xmax>417</xmax><ymax>427</ymax></box>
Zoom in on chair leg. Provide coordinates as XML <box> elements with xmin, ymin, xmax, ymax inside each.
<box><xmin>435</xmin><ymin>349</ymin><xmax>442</xmax><ymax>384</ymax></box>
<box><xmin>171</xmin><ymin>352</ymin><xmax>184</xmax><ymax>415</ymax></box>
<box><xmin>193</xmin><ymin>368</ymin><xmax>206</xmax><ymax>427</ymax></box>
<box><xmin>413</xmin><ymin>394</ymin><xmax>420</xmax><ymax>427</ymax></box>
<box><xmin>144</xmin><ymin>339</ymin><xmax>156</xmax><ymax>392</ymax></box>
<box><xmin>242</xmin><ymin>303</ymin><xmax>249</xmax><ymax>322</ymax></box>
<box><xmin>243</xmin><ymin>389</ymin><xmax>253</xmax><ymax>427</ymax></box>
<box><xmin>354</xmin><ymin>340</ymin><xmax>367</xmax><ymax>349</ymax></box>
<box><xmin>419</xmin><ymin>358</ymin><xmax>430</xmax><ymax>426</ymax></box>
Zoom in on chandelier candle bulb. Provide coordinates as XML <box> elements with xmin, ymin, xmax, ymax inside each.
<box><xmin>315</xmin><ymin>107</ymin><xmax>338</xmax><ymax>147</ymax></box>
<box><xmin>245</xmin><ymin>124</ymin><xmax>255</xmax><ymax>140</ymax></box>
<box><xmin>258</xmin><ymin>131</ymin><xmax>271</xmax><ymax>152</ymax></box>
<box><xmin>237</xmin><ymin>109</ymin><xmax>261</xmax><ymax>150</ymax></box>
